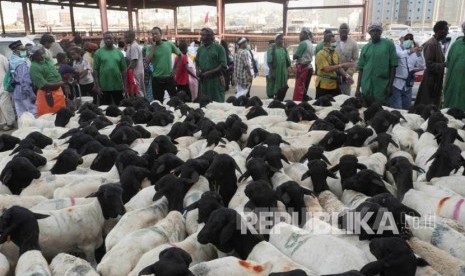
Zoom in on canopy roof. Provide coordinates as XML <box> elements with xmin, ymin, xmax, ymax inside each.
<box><xmin>9</xmin><ymin>0</ymin><xmax>286</xmax><ymax>11</ymax></box>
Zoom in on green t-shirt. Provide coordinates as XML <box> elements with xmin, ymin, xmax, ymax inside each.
<box><xmin>29</xmin><ymin>57</ymin><xmax>62</xmax><ymax>89</ymax></box>
<box><xmin>315</xmin><ymin>41</ymin><xmax>325</xmax><ymax>56</ymax></box>
<box><xmin>93</xmin><ymin>47</ymin><xmax>126</xmax><ymax>91</ymax></box>
<box><xmin>150</xmin><ymin>41</ymin><xmax>181</xmax><ymax>77</ymax></box>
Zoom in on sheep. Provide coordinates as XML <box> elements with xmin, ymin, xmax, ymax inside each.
<box><xmin>357</xmin><ymin>152</ymin><xmax>387</xmax><ymax>176</ymax></box>
<box><xmin>120</xmin><ymin>165</ymin><xmax>151</xmax><ymax>203</ymax></box>
<box><xmin>0</xmin><ymin>253</ymin><xmax>8</xmax><ymax>276</ymax></box>
<box><xmin>0</xmin><ymin>195</ymin><xmax>48</xmax><ymax>213</ymax></box>
<box><xmin>50</xmin><ymin>148</ymin><xmax>83</xmax><ymax>175</ymax></box>
<box><xmin>343</xmin><ymin>169</ymin><xmax>394</xmax><ymax>197</ymax></box>
<box><xmin>205</xmin><ymin>153</ymin><xmax>242</xmax><ymax>206</ymax></box>
<box><xmin>152</xmin><ymin>174</ymin><xmax>197</xmax><ymax>212</ymax></box>
<box><xmin>197</xmin><ymin>208</ymin><xmax>317</xmax><ymax>275</ymax></box>
<box><xmin>124</xmin><ymin>185</ymin><xmax>156</xmax><ymax>212</ymax></box>
<box><xmin>27</xmin><ymin>183</ymin><xmax>125</xmax><ymax>264</ymax></box>
<box><xmin>431</xmin><ymin>176</ymin><xmax>465</xmax><ymax>197</ymax></box>
<box><xmin>367</xmin><ymin>132</ymin><xmax>400</xmax><ymax>157</ymax></box>
<box><xmin>269</xmin><ymin>222</ymin><xmax>370</xmax><ymax>274</ymax></box>
<box><xmin>301</xmin><ymin>159</ymin><xmax>338</xmax><ymax>194</ymax></box>
<box><xmin>97</xmin><ymin>211</ymin><xmax>186</xmax><ymax>276</ymax></box>
<box><xmin>413</xmin><ymin>181</ymin><xmax>460</xmax><ymax>198</ymax></box>
<box><xmin>49</xmin><ymin>253</ymin><xmax>99</xmax><ymax>276</ymax></box>
<box><xmin>105</xmin><ymin>197</ymin><xmax>169</xmax><ymax>251</ymax></box>
<box><xmin>0</xmin><ymin>134</ymin><xmax>20</xmax><ymax>152</ymax></box>
<box><xmin>30</xmin><ymin>197</ymin><xmax>95</xmax><ymax>212</ymax></box>
<box><xmin>190</xmin><ymin>256</ymin><xmax>272</xmax><ymax>275</ymax></box>
<box><xmin>130</xmin><ymin>230</ymin><xmax>218</xmax><ymax>275</ymax></box>
<box><xmin>386</xmin><ymin>156</ymin><xmax>425</xmax><ymax>200</ymax></box>
<box><xmin>132</xmin><ymin>247</ymin><xmax>194</xmax><ymax>276</ymax></box>
<box><xmin>407</xmin><ymin>237</ymin><xmax>465</xmax><ymax>276</ymax></box>
<box><xmin>324</xmin><ymin>146</ymin><xmax>373</xmax><ymax>166</ymax></box>
<box><xmin>425</xmin><ymin>143</ymin><xmax>464</xmax><ymax>181</ymax></box>
<box><xmin>183</xmin><ymin>176</ymin><xmax>210</xmax><ymax>208</ymax></box>
<box><xmin>344</xmin><ymin>126</ymin><xmax>374</xmax><ymax>147</ymax></box>
<box><xmin>0</xmin><ymin>157</ymin><xmax>41</xmax><ymax>195</ymax></box>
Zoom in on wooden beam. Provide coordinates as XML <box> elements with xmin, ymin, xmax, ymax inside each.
<box><xmin>0</xmin><ymin>1</ymin><xmax>5</xmax><ymax>34</ymax></box>
<box><xmin>216</xmin><ymin>0</ymin><xmax>223</xmax><ymax>37</ymax></box>
<box><xmin>70</xmin><ymin>0</ymin><xmax>76</xmax><ymax>35</ymax></box>
<box><xmin>287</xmin><ymin>4</ymin><xmax>365</xmax><ymax>10</ymax></box>
<box><xmin>98</xmin><ymin>0</ymin><xmax>108</xmax><ymax>32</ymax></box>
<box><xmin>135</xmin><ymin>9</ymin><xmax>140</xmax><ymax>32</ymax></box>
<box><xmin>29</xmin><ymin>1</ymin><xmax>35</xmax><ymax>34</ymax></box>
<box><xmin>173</xmin><ymin>8</ymin><xmax>178</xmax><ymax>36</ymax></box>
<box><xmin>283</xmin><ymin>0</ymin><xmax>288</xmax><ymax>36</ymax></box>
<box><xmin>21</xmin><ymin>0</ymin><xmax>31</xmax><ymax>34</ymax></box>
<box><xmin>363</xmin><ymin>0</ymin><xmax>369</xmax><ymax>36</ymax></box>
<box><xmin>128</xmin><ymin>0</ymin><xmax>133</xmax><ymax>30</ymax></box>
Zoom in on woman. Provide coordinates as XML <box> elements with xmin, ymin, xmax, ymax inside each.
<box><xmin>29</xmin><ymin>45</ymin><xmax>66</xmax><ymax>117</ymax></box>
<box><xmin>315</xmin><ymin>33</ymin><xmax>354</xmax><ymax>99</ymax></box>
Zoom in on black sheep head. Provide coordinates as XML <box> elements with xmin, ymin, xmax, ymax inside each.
<box><xmin>244</xmin><ymin>180</ymin><xmax>279</xmax><ymax>210</ymax></box>
<box><xmin>50</xmin><ymin>148</ymin><xmax>83</xmax><ymax>175</ymax></box>
<box><xmin>55</xmin><ymin>107</ymin><xmax>74</xmax><ymax>127</ymax></box>
<box><xmin>183</xmin><ymin>191</ymin><xmax>224</xmax><ymax>224</ymax></box>
<box><xmin>233</xmin><ymin>95</ymin><xmax>249</xmax><ymax>107</ymax></box>
<box><xmin>0</xmin><ymin>157</ymin><xmax>41</xmax><ymax>195</ymax></box>
<box><xmin>24</xmin><ymin>132</ymin><xmax>53</xmax><ymax>149</ymax></box>
<box><xmin>86</xmin><ymin>183</ymin><xmax>126</xmax><ymax>219</ymax></box>
<box><xmin>268</xmin><ymin>100</ymin><xmax>286</xmax><ymax>109</ymax></box>
<box><xmin>9</xmin><ymin>138</ymin><xmax>42</xmax><ymax>156</ymax></box>
<box><xmin>0</xmin><ymin>206</ymin><xmax>49</xmax><ymax>255</ymax></box>
<box><xmin>301</xmin><ymin>159</ymin><xmax>337</xmax><ymax>194</ymax></box>
<box><xmin>276</xmin><ymin>181</ymin><xmax>315</xmax><ymax>226</ymax></box>
<box><xmin>78</xmin><ymin>109</ymin><xmax>98</xmax><ymax>125</ymax></box>
<box><xmin>330</xmin><ymin>154</ymin><xmax>367</xmax><ymax>183</ymax></box>
<box><xmin>67</xmin><ymin>132</ymin><xmax>94</xmax><ymax>151</ymax></box>
<box><xmin>265</xmin><ymin>145</ymin><xmax>289</xmax><ymax>170</ymax></box>
<box><xmin>78</xmin><ymin>140</ymin><xmax>104</xmax><ymax>156</ymax></box>
<box><xmin>363</xmin><ymin>103</ymin><xmax>383</xmax><ymax>123</ymax></box>
<box><xmin>343</xmin><ymin>169</ymin><xmax>388</xmax><ymax>196</ymax></box>
<box><xmin>149</xmin><ymin>153</ymin><xmax>185</xmax><ymax>184</ymax></box>
<box><xmin>309</xmin><ymin>119</ymin><xmax>335</xmax><ymax>131</ymax></box>
<box><xmin>426</xmin><ymin>112</ymin><xmax>448</xmax><ymax>134</ymax></box>
<box><xmin>91</xmin><ymin>147</ymin><xmax>119</xmax><ymax>172</ymax></box>
<box><xmin>344</xmin><ymin>126</ymin><xmax>374</xmax><ymax>147</ymax></box>
<box><xmin>313</xmin><ymin>95</ymin><xmax>334</xmax><ymax>107</ymax></box>
<box><xmin>239</xmin><ymin>158</ymin><xmax>277</xmax><ymax>183</ymax></box>
<box><xmin>121</xmin><ymin>165</ymin><xmax>151</xmax><ymax>203</ymax></box>
<box><xmin>247</xmin><ymin>145</ymin><xmax>268</xmax><ymax>161</ymax></box>
<box><xmin>0</xmin><ymin>134</ymin><xmax>20</xmax><ymax>152</ymax></box>
<box><xmin>110</xmin><ymin>125</ymin><xmax>142</xmax><ymax>145</ymax></box>
<box><xmin>246</xmin><ymin>96</ymin><xmax>263</xmax><ymax>108</ymax></box>
<box><xmin>386</xmin><ymin>157</ymin><xmax>425</xmax><ymax>200</ymax></box>
<box><xmin>426</xmin><ymin>143</ymin><xmax>464</xmax><ymax>181</ymax></box>
<box><xmin>132</xmin><ymin>109</ymin><xmax>153</xmax><ymax>124</ymax></box>
<box><xmin>368</xmin><ymin>133</ymin><xmax>398</xmax><ymax>157</ymax></box>
<box><xmin>245</xmin><ymin>128</ymin><xmax>271</xmax><ymax>148</ymax></box>
<box><xmin>318</xmin><ymin>129</ymin><xmax>347</xmax><ymax>151</ymax></box>
<box><xmin>138</xmin><ymin>247</ymin><xmax>194</xmax><ymax>276</ymax></box>
<box><xmin>341</xmin><ymin>97</ymin><xmax>363</xmax><ymax>109</ymax></box>
<box><xmin>105</xmin><ymin>105</ymin><xmax>122</xmax><ymax>117</ymax></box>
<box><xmin>145</xmin><ymin>135</ymin><xmax>178</xmax><ymax>163</ymax></box>
<box><xmin>447</xmin><ymin>107</ymin><xmax>465</xmax><ymax>120</ymax></box>
<box><xmin>152</xmin><ymin>175</ymin><xmax>195</xmax><ymax>212</ymax></box>
<box><xmin>246</xmin><ymin>106</ymin><xmax>268</xmax><ymax>120</ymax></box>
<box><xmin>226</xmin><ymin>120</ymin><xmax>248</xmax><ymax>142</ymax></box>
<box><xmin>173</xmin><ymin>158</ymin><xmax>210</xmax><ymax>184</ymax></box>
<box><xmin>226</xmin><ymin>95</ymin><xmax>236</xmax><ymax>104</ymax></box>
<box><xmin>116</xmin><ymin>149</ymin><xmax>149</xmax><ymax>176</ymax></box>
<box><xmin>13</xmin><ymin>149</ymin><xmax>47</xmax><ymax>168</ymax></box>
<box><xmin>299</xmin><ymin>145</ymin><xmax>330</xmax><ymax>165</ymax></box>
<box><xmin>435</xmin><ymin>127</ymin><xmax>464</xmax><ymax>146</ymax></box>
<box><xmin>324</xmin><ymin>115</ymin><xmax>346</xmax><ymax>131</ymax></box>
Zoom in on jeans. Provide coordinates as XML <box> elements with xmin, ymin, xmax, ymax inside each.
<box><xmin>389</xmin><ymin>85</ymin><xmax>412</xmax><ymax>110</ymax></box>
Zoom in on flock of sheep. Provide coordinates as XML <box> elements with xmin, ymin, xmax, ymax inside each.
<box><xmin>1</xmin><ymin>91</ymin><xmax>465</xmax><ymax>276</ymax></box>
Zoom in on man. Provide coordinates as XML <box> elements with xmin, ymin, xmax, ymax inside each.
<box><xmin>389</xmin><ymin>34</ymin><xmax>424</xmax><ymax>110</ymax></box>
<box><xmin>264</xmin><ymin>40</ymin><xmax>274</xmax><ymax>99</ymax></box>
<box><xmin>267</xmin><ymin>33</ymin><xmax>291</xmax><ymax>100</ymax></box>
<box><xmin>443</xmin><ymin>22</ymin><xmax>465</xmax><ymax>110</ymax></box>
<box><xmin>7</xmin><ymin>40</ymin><xmax>36</xmax><ymax>119</ymax></box>
<box><xmin>233</xmin><ymin>37</ymin><xmax>253</xmax><ymax>98</ymax></box>
<box><xmin>245</xmin><ymin>38</ymin><xmax>258</xmax><ymax>97</ymax></box>
<box><xmin>118</xmin><ymin>41</ymin><xmax>126</xmax><ymax>58</ymax></box>
<box><xmin>39</xmin><ymin>33</ymin><xmax>56</xmax><ymax>61</ymax></box>
<box><xmin>93</xmin><ymin>32</ymin><xmax>127</xmax><ymax>106</ymax></box>
<box><xmin>29</xmin><ymin>45</ymin><xmax>66</xmax><ymax>117</ymax></box>
<box><xmin>414</xmin><ymin>21</ymin><xmax>449</xmax><ymax>108</ymax></box>
<box><xmin>315</xmin><ymin>29</ymin><xmax>333</xmax><ymax>55</ymax></box>
<box><xmin>356</xmin><ymin>22</ymin><xmax>398</xmax><ymax>105</ymax></box>
<box><xmin>145</xmin><ymin>27</ymin><xmax>181</xmax><ymax>102</ymax></box>
<box><xmin>195</xmin><ymin>27</ymin><xmax>227</xmax><ymax>102</ymax></box>
<box><xmin>292</xmin><ymin>28</ymin><xmax>313</xmax><ymax>101</ymax></box>
<box><xmin>336</xmin><ymin>23</ymin><xmax>359</xmax><ymax>95</ymax></box>
<box><xmin>125</xmin><ymin>30</ymin><xmax>145</xmax><ymax>97</ymax></box>
<box><xmin>315</xmin><ymin>34</ymin><xmax>354</xmax><ymax>99</ymax></box>
<box><xmin>0</xmin><ymin>52</ymin><xmax>16</xmax><ymax>130</ymax></box>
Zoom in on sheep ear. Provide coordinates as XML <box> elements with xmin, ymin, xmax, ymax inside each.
<box><xmin>233</xmin><ymin>161</ymin><xmax>242</xmax><ymax>174</ymax></box>
<box><xmin>280</xmin><ymin>154</ymin><xmax>290</xmax><ymax>164</ymax></box>
<box><xmin>138</xmin><ymin>264</ymin><xmax>154</xmax><ymax>276</ymax></box>
<box><xmin>182</xmin><ymin>201</ymin><xmax>199</xmax><ymax>213</ymax></box>
<box><xmin>412</xmin><ymin>165</ymin><xmax>425</xmax><ymax>174</ymax></box>
<box><xmin>299</xmin><ymin>153</ymin><xmax>308</xmax><ymax>163</ymax></box>
<box><xmin>426</xmin><ymin>152</ymin><xmax>437</xmax><ymax>163</ymax></box>
<box><xmin>155</xmin><ymin>164</ymin><xmax>166</xmax><ymax>175</ymax></box>
<box><xmin>329</xmin><ymin>164</ymin><xmax>340</xmax><ymax>173</ymax></box>
<box><xmin>86</xmin><ymin>190</ymin><xmax>102</xmax><ymax>198</ymax></box>
<box><xmin>33</xmin><ymin>213</ymin><xmax>50</xmax><ymax>220</ymax></box>
<box><xmin>321</xmin><ymin>154</ymin><xmax>331</xmax><ymax>165</ymax></box>
<box><xmin>368</xmin><ymin>137</ymin><xmax>378</xmax><ymax>145</ymax></box>
<box><xmin>457</xmin><ymin>135</ymin><xmax>464</xmax><ymax>142</ymax></box>
<box><xmin>357</xmin><ymin>163</ymin><xmax>368</xmax><ymax>170</ymax></box>
<box><xmin>389</xmin><ymin>138</ymin><xmax>399</xmax><ymax>148</ymax></box>
<box><xmin>281</xmin><ymin>139</ymin><xmax>290</xmax><ymax>145</ymax></box>
<box><xmin>0</xmin><ymin>168</ymin><xmax>12</xmax><ymax>185</ymax></box>
<box><xmin>326</xmin><ymin>170</ymin><xmax>338</xmax><ymax>179</ymax></box>
<box><xmin>238</xmin><ymin>171</ymin><xmax>250</xmax><ymax>182</ymax></box>
<box><xmin>301</xmin><ymin>187</ymin><xmax>316</xmax><ymax>196</ymax></box>
<box><xmin>301</xmin><ymin>171</ymin><xmax>310</xmax><ymax>181</ymax></box>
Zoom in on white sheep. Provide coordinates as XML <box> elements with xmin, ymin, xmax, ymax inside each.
<box><xmin>97</xmin><ymin>211</ymin><xmax>186</xmax><ymax>276</ymax></box>
<box><xmin>0</xmin><ymin>195</ymin><xmax>48</xmax><ymax>212</ymax></box>
<box><xmin>124</xmin><ymin>186</ymin><xmax>156</xmax><ymax>212</ymax></box>
<box><xmin>0</xmin><ymin>252</ymin><xmax>9</xmax><ymax>276</ymax></box>
<box><xmin>30</xmin><ymin>197</ymin><xmax>95</xmax><ymax>211</ymax></box>
<box><xmin>15</xmin><ymin>250</ymin><xmax>51</xmax><ymax>276</ymax></box>
<box><xmin>183</xmin><ymin>176</ymin><xmax>210</xmax><ymax>208</ymax></box>
<box><xmin>189</xmin><ymin>256</ymin><xmax>272</xmax><ymax>276</ymax></box>
<box><xmin>324</xmin><ymin>146</ymin><xmax>373</xmax><ymax>166</ymax></box>
<box><xmin>431</xmin><ymin>176</ymin><xmax>465</xmax><ymax>197</ymax></box>
<box><xmin>49</xmin><ymin>253</ymin><xmax>99</xmax><ymax>276</ymax></box>
<box><xmin>358</xmin><ymin>152</ymin><xmax>387</xmax><ymax>176</ymax></box>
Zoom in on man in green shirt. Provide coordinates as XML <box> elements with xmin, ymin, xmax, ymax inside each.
<box><xmin>444</xmin><ymin>22</ymin><xmax>465</xmax><ymax>110</ymax></box>
<box><xmin>145</xmin><ymin>27</ymin><xmax>181</xmax><ymax>102</ymax></box>
<box><xmin>267</xmin><ymin>33</ymin><xmax>291</xmax><ymax>100</ymax></box>
<box><xmin>356</xmin><ymin>22</ymin><xmax>398</xmax><ymax>105</ymax></box>
<box><xmin>93</xmin><ymin>32</ymin><xmax>127</xmax><ymax>106</ymax></box>
<box><xmin>29</xmin><ymin>45</ymin><xmax>66</xmax><ymax>117</ymax></box>
<box><xmin>195</xmin><ymin>28</ymin><xmax>227</xmax><ymax>102</ymax></box>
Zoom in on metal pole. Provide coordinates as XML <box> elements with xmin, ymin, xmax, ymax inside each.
<box><xmin>28</xmin><ymin>1</ymin><xmax>35</xmax><ymax>34</ymax></box>
<box><xmin>128</xmin><ymin>0</ymin><xmax>133</xmax><ymax>30</ymax></box>
<box><xmin>0</xmin><ymin>1</ymin><xmax>5</xmax><ymax>35</ymax></box>
<box><xmin>135</xmin><ymin>9</ymin><xmax>140</xmax><ymax>32</ymax></box>
<box><xmin>70</xmin><ymin>0</ymin><xmax>76</xmax><ymax>35</ymax></box>
<box><xmin>98</xmin><ymin>0</ymin><xmax>108</xmax><ymax>32</ymax></box>
<box><xmin>21</xmin><ymin>0</ymin><xmax>31</xmax><ymax>34</ymax></box>
<box><xmin>174</xmin><ymin>8</ymin><xmax>178</xmax><ymax>37</ymax></box>
<box><xmin>283</xmin><ymin>1</ymin><xmax>288</xmax><ymax>36</ymax></box>
<box><xmin>363</xmin><ymin>0</ymin><xmax>369</xmax><ymax>38</ymax></box>
<box><xmin>190</xmin><ymin>6</ymin><xmax>193</xmax><ymax>32</ymax></box>
<box><xmin>216</xmin><ymin>0</ymin><xmax>223</xmax><ymax>37</ymax></box>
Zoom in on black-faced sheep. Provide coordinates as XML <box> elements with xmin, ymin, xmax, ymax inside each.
<box><xmin>0</xmin><ymin>157</ymin><xmax>41</xmax><ymax>194</ymax></box>
<box><xmin>50</xmin><ymin>148</ymin><xmax>83</xmax><ymax>174</ymax></box>
<box><xmin>204</xmin><ymin>154</ymin><xmax>242</xmax><ymax>206</ymax></box>
<box><xmin>0</xmin><ymin>134</ymin><xmax>20</xmax><ymax>152</ymax></box>
<box><xmin>91</xmin><ymin>147</ymin><xmax>119</xmax><ymax>172</ymax></box>
<box><xmin>138</xmin><ymin>247</ymin><xmax>194</xmax><ymax>276</ymax></box>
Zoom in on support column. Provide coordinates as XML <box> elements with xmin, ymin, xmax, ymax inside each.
<box><xmin>21</xmin><ymin>0</ymin><xmax>30</xmax><ymax>34</ymax></box>
<box><xmin>28</xmin><ymin>1</ymin><xmax>35</xmax><ymax>34</ymax></box>
<box><xmin>127</xmin><ymin>0</ymin><xmax>133</xmax><ymax>30</ymax></box>
<box><xmin>0</xmin><ymin>1</ymin><xmax>5</xmax><ymax>35</ymax></box>
<box><xmin>216</xmin><ymin>0</ymin><xmax>223</xmax><ymax>37</ymax></box>
<box><xmin>98</xmin><ymin>0</ymin><xmax>108</xmax><ymax>32</ymax></box>
<box><xmin>135</xmin><ymin>9</ymin><xmax>140</xmax><ymax>32</ymax></box>
<box><xmin>221</xmin><ymin>2</ymin><xmax>225</xmax><ymax>35</ymax></box>
<box><xmin>362</xmin><ymin>0</ymin><xmax>369</xmax><ymax>37</ymax></box>
<box><xmin>70</xmin><ymin>0</ymin><xmax>76</xmax><ymax>35</ymax></box>
<box><xmin>283</xmin><ymin>1</ymin><xmax>288</xmax><ymax>36</ymax></box>
<box><xmin>173</xmin><ymin>8</ymin><xmax>178</xmax><ymax>37</ymax></box>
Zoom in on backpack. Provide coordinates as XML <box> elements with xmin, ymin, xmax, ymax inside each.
<box><xmin>3</xmin><ymin>65</ymin><xmax>15</xmax><ymax>93</ymax></box>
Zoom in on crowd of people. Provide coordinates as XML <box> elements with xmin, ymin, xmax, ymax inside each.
<box><xmin>1</xmin><ymin>21</ymin><xmax>465</xmax><ymax>130</ymax></box>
